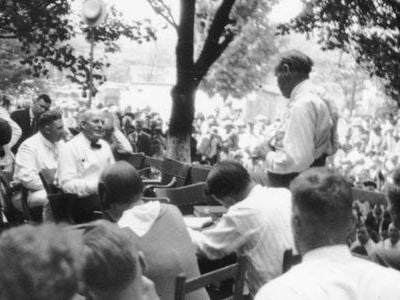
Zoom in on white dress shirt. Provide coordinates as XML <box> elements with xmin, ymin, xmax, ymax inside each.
<box><xmin>190</xmin><ymin>185</ymin><xmax>294</xmax><ymax>294</ymax></box>
<box><xmin>14</xmin><ymin>132</ymin><xmax>63</xmax><ymax>191</ymax></box>
<box><xmin>266</xmin><ymin>80</ymin><xmax>337</xmax><ymax>174</ymax></box>
<box><xmin>58</xmin><ymin>133</ymin><xmax>114</xmax><ymax>197</ymax></box>
<box><xmin>255</xmin><ymin>245</ymin><xmax>400</xmax><ymax>300</ymax></box>
<box><xmin>0</xmin><ymin>107</ymin><xmax>22</xmax><ymax>172</ymax></box>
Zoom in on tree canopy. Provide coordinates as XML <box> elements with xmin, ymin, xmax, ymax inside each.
<box><xmin>198</xmin><ymin>0</ymin><xmax>280</xmax><ymax>100</ymax></box>
<box><xmin>0</xmin><ymin>0</ymin><xmax>155</xmax><ymax>96</ymax></box>
<box><xmin>278</xmin><ymin>0</ymin><xmax>400</xmax><ymax>106</ymax></box>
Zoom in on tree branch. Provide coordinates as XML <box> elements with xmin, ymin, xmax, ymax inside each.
<box><xmin>147</xmin><ymin>0</ymin><xmax>178</xmax><ymax>31</ymax></box>
<box><xmin>194</xmin><ymin>0</ymin><xmax>236</xmax><ymax>82</ymax></box>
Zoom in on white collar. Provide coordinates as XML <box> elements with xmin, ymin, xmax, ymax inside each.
<box><xmin>289</xmin><ymin>79</ymin><xmax>311</xmax><ymax>102</ymax></box>
<box><xmin>37</xmin><ymin>131</ymin><xmax>57</xmax><ymax>149</ymax></box>
<box><xmin>29</xmin><ymin>108</ymin><xmax>35</xmax><ymax>122</ymax></box>
<box><xmin>118</xmin><ymin>201</ymin><xmax>161</xmax><ymax>237</ymax></box>
<box><xmin>303</xmin><ymin>245</ymin><xmax>351</xmax><ymax>262</ymax></box>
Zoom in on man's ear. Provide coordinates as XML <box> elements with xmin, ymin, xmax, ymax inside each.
<box><xmin>138</xmin><ymin>251</ymin><xmax>147</xmax><ymax>273</ymax></box>
<box><xmin>281</xmin><ymin>63</ymin><xmax>290</xmax><ymax>74</ymax></box>
<box><xmin>291</xmin><ymin>214</ymin><xmax>302</xmax><ymax>235</ymax></box>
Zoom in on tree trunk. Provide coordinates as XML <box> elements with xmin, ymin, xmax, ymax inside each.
<box><xmin>166</xmin><ymin>85</ymin><xmax>196</xmax><ymax>162</ymax></box>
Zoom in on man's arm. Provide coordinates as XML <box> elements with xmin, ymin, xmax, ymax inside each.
<box><xmin>189</xmin><ymin>207</ymin><xmax>261</xmax><ymax>259</ymax></box>
<box><xmin>266</xmin><ymin>101</ymin><xmax>315</xmax><ymax>173</ymax></box>
<box><xmin>58</xmin><ymin>145</ymin><xmax>97</xmax><ymax>197</ymax></box>
<box><xmin>14</xmin><ymin>142</ymin><xmax>42</xmax><ymax>191</ymax></box>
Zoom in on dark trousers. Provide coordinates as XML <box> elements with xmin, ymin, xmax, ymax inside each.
<box><xmin>267</xmin><ymin>154</ymin><xmax>328</xmax><ymax>188</ymax></box>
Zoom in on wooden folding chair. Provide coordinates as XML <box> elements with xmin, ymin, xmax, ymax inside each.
<box><xmin>352</xmin><ymin>188</ymin><xmax>386</xmax><ymax>207</ymax></box>
<box><xmin>154</xmin><ymin>182</ymin><xmax>219</xmax><ymax>215</ymax></box>
<box><xmin>174</xmin><ymin>255</ymin><xmax>246</xmax><ymax>300</ymax></box>
<box><xmin>47</xmin><ymin>193</ymin><xmax>79</xmax><ymax>224</ymax></box>
<box><xmin>189</xmin><ymin>164</ymin><xmax>212</xmax><ymax>184</ymax></box>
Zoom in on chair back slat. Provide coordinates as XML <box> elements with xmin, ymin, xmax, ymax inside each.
<box><xmin>189</xmin><ymin>165</ymin><xmax>211</xmax><ymax>184</ymax></box>
<box><xmin>174</xmin><ymin>255</ymin><xmax>246</xmax><ymax>300</ymax></box>
<box><xmin>161</xmin><ymin>158</ymin><xmax>191</xmax><ymax>186</ymax></box>
<box><xmin>352</xmin><ymin>188</ymin><xmax>386</xmax><ymax>207</ymax></box>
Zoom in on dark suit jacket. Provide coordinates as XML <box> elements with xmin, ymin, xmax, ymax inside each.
<box><xmin>137</xmin><ymin>131</ymin><xmax>152</xmax><ymax>156</ymax></box>
<box><xmin>10</xmin><ymin>108</ymin><xmax>34</xmax><ymax>153</ymax></box>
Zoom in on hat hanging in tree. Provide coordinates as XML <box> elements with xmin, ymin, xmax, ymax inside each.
<box><xmin>82</xmin><ymin>0</ymin><xmax>107</xmax><ymax>27</ymax></box>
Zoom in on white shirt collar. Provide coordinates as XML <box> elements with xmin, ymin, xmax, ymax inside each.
<box><xmin>303</xmin><ymin>244</ymin><xmax>352</xmax><ymax>262</ymax></box>
<box><xmin>290</xmin><ymin>79</ymin><xmax>311</xmax><ymax>102</ymax></box>
<box><xmin>118</xmin><ymin>201</ymin><xmax>161</xmax><ymax>237</ymax></box>
<box><xmin>29</xmin><ymin>108</ymin><xmax>35</xmax><ymax>123</ymax></box>
<box><xmin>37</xmin><ymin>131</ymin><xmax>56</xmax><ymax>149</ymax></box>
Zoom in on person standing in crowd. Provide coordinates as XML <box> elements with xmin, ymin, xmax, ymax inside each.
<box><xmin>98</xmin><ymin>161</ymin><xmax>208</xmax><ymax>300</ymax></box>
<box><xmin>82</xmin><ymin>221</ymin><xmax>160</xmax><ymax>300</ymax></box>
<box><xmin>11</xmin><ymin>94</ymin><xmax>51</xmax><ymax>153</ymax></box>
<box><xmin>58</xmin><ymin>109</ymin><xmax>114</xmax><ymax>223</ymax></box>
<box><xmin>189</xmin><ymin>161</ymin><xmax>294</xmax><ymax>295</ymax></box>
<box><xmin>0</xmin><ymin>224</ymin><xmax>83</xmax><ymax>300</ymax></box>
<box><xmin>256</xmin><ymin>168</ymin><xmax>400</xmax><ymax>300</ymax></box>
<box><xmin>14</xmin><ymin>111</ymin><xmax>65</xmax><ymax>221</ymax></box>
<box><xmin>264</xmin><ymin>50</ymin><xmax>338</xmax><ymax>187</ymax></box>
<box><xmin>378</xmin><ymin>223</ymin><xmax>400</xmax><ymax>250</ymax></box>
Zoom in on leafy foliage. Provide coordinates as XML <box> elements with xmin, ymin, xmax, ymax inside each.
<box><xmin>0</xmin><ymin>0</ymin><xmax>155</xmax><ymax>96</ymax></box>
<box><xmin>198</xmin><ymin>0</ymin><xmax>280</xmax><ymax>99</ymax></box>
<box><xmin>277</xmin><ymin>0</ymin><xmax>400</xmax><ymax>105</ymax></box>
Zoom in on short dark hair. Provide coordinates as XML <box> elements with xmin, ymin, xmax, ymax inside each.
<box><xmin>37</xmin><ymin>110</ymin><xmax>62</xmax><ymax>129</ymax></box>
<box><xmin>0</xmin><ymin>224</ymin><xmax>82</xmax><ymax>300</ymax></box>
<box><xmin>275</xmin><ymin>49</ymin><xmax>313</xmax><ymax>75</ymax></box>
<box><xmin>98</xmin><ymin>161</ymin><xmax>144</xmax><ymax>209</ymax></box>
<box><xmin>290</xmin><ymin>168</ymin><xmax>353</xmax><ymax>226</ymax></box>
<box><xmin>0</xmin><ymin>118</ymin><xmax>11</xmax><ymax>145</ymax></box>
<box><xmin>206</xmin><ymin>160</ymin><xmax>251</xmax><ymax>198</ymax></box>
<box><xmin>37</xmin><ymin>94</ymin><xmax>52</xmax><ymax>104</ymax></box>
<box><xmin>82</xmin><ymin>221</ymin><xmax>140</xmax><ymax>294</ymax></box>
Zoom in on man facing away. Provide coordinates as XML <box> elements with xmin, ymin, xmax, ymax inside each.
<box><xmin>256</xmin><ymin>168</ymin><xmax>400</xmax><ymax>300</ymax></box>
<box><xmin>189</xmin><ymin>160</ymin><xmax>294</xmax><ymax>295</ymax></box>
<box><xmin>264</xmin><ymin>50</ymin><xmax>338</xmax><ymax>188</ymax></box>
<box><xmin>11</xmin><ymin>93</ymin><xmax>51</xmax><ymax>153</ymax></box>
<box><xmin>82</xmin><ymin>220</ymin><xmax>160</xmax><ymax>300</ymax></box>
<box><xmin>58</xmin><ymin>109</ymin><xmax>114</xmax><ymax>223</ymax></box>
<box><xmin>14</xmin><ymin>110</ymin><xmax>65</xmax><ymax>221</ymax></box>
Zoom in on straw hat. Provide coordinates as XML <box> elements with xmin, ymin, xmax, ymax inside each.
<box><xmin>82</xmin><ymin>0</ymin><xmax>107</xmax><ymax>27</ymax></box>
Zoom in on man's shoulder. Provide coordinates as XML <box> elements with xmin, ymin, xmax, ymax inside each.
<box><xmin>18</xmin><ymin>133</ymin><xmax>41</xmax><ymax>149</ymax></box>
<box><xmin>10</xmin><ymin>108</ymin><xmax>28</xmax><ymax>118</ymax></box>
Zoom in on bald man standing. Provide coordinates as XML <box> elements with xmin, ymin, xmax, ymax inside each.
<box><xmin>264</xmin><ymin>50</ymin><xmax>338</xmax><ymax>188</ymax></box>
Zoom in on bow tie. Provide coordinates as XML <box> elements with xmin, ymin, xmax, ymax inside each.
<box><xmin>90</xmin><ymin>142</ymin><xmax>102</xmax><ymax>149</ymax></box>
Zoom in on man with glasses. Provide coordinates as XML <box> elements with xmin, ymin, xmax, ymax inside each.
<box><xmin>58</xmin><ymin>109</ymin><xmax>114</xmax><ymax>223</ymax></box>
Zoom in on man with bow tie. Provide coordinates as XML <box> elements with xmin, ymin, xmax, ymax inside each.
<box><xmin>58</xmin><ymin>109</ymin><xmax>114</xmax><ymax>223</ymax></box>
<box><xmin>14</xmin><ymin>110</ymin><xmax>65</xmax><ymax>221</ymax></box>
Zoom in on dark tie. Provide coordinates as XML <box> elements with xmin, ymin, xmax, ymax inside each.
<box><xmin>31</xmin><ymin>118</ymin><xmax>38</xmax><ymax>135</ymax></box>
<box><xmin>90</xmin><ymin>142</ymin><xmax>102</xmax><ymax>149</ymax></box>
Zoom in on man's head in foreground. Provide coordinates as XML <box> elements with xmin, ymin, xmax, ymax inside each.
<box><xmin>290</xmin><ymin>168</ymin><xmax>354</xmax><ymax>256</ymax></box>
<box><xmin>0</xmin><ymin>224</ymin><xmax>83</xmax><ymax>300</ymax></box>
<box><xmin>82</xmin><ymin>220</ymin><xmax>159</xmax><ymax>300</ymax></box>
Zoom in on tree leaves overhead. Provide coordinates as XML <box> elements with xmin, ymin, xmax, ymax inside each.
<box><xmin>198</xmin><ymin>0</ymin><xmax>280</xmax><ymax>99</ymax></box>
<box><xmin>277</xmin><ymin>0</ymin><xmax>400</xmax><ymax>105</ymax></box>
<box><xmin>0</xmin><ymin>0</ymin><xmax>156</xmax><ymax>96</ymax></box>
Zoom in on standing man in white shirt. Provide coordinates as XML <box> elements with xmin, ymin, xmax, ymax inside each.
<box><xmin>256</xmin><ymin>168</ymin><xmax>400</xmax><ymax>300</ymax></box>
<box><xmin>189</xmin><ymin>161</ymin><xmax>294</xmax><ymax>295</ymax></box>
<box><xmin>265</xmin><ymin>50</ymin><xmax>338</xmax><ymax>187</ymax></box>
<box><xmin>58</xmin><ymin>109</ymin><xmax>114</xmax><ymax>223</ymax></box>
<box><xmin>14</xmin><ymin>110</ymin><xmax>65</xmax><ymax>221</ymax></box>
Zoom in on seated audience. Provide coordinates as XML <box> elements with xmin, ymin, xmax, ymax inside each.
<box><xmin>0</xmin><ymin>224</ymin><xmax>83</xmax><ymax>300</ymax></box>
<box><xmin>58</xmin><ymin>109</ymin><xmax>114</xmax><ymax>223</ymax></box>
<box><xmin>350</xmin><ymin>224</ymin><xmax>376</xmax><ymax>256</ymax></box>
<box><xmin>14</xmin><ymin>110</ymin><xmax>65</xmax><ymax>221</ymax></box>
<box><xmin>378</xmin><ymin>223</ymin><xmax>400</xmax><ymax>250</ymax></box>
<box><xmin>98</xmin><ymin>161</ymin><xmax>208</xmax><ymax>300</ymax></box>
<box><xmin>256</xmin><ymin>168</ymin><xmax>400</xmax><ymax>300</ymax></box>
<box><xmin>82</xmin><ymin>220</ymin><xmax>159</xmax><ymax>300</ymax></box>
<box><xmin>189</xmin><ymin>160</ymin><xmax>294</xmax><ymax>295</ymax></box>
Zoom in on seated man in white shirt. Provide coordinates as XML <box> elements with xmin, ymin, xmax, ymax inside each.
<box><xmin>256</xmin><ymin>168</ymin><xmax>400</xmax><ymax>300</ymax></box>
<box><xmin>189</xmin><ymin>160</ymin><xmax>295</xmax><ymax>295</ymax></box>
<box><xmin>14</xmin><ymin>110</ymin><xmax>65</xmax><ymax>221</ymax></box>
<box><xmin>378</xmin><ymin>223</ymin><xmax>400</xmax><ymax>250</ymax></box>
<box><xmin>58</xmin><ymin>109</ymin><xmax>114</xmax><ymax>223</ymax></box>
